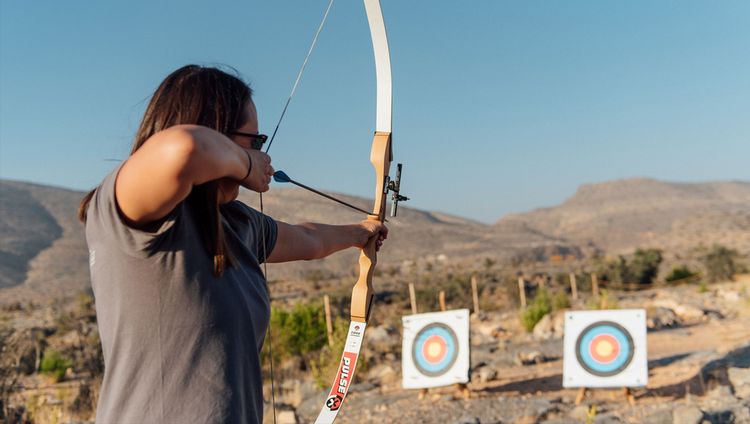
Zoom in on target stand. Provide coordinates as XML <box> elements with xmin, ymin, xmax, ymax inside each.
<box><xmin>402</xmin><ymin>309</ymin><xmax>470</xmax><ymax>391</ymax></box>
<box><xmin>563</xmin><ymin>309</ymin><xmax>647</xmax><ymax>405</ymax></box>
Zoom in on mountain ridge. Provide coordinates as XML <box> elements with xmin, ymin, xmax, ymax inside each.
<box><xmin>1</xmin><ymin>177</ymin><xmax>747</xmax><ymax>302</ymax></box>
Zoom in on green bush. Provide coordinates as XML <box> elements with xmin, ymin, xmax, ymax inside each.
<box><xmin>701</xmin><ymin>245</ymin><xmax>739</xmax><ymax>283</ymax></box>
<box><xmin>552</xmin><ymin>291</ymin><xmax>571</xmax><ymax>310</ymax></box>
<box><xmin>40</xmin><ymin>349</ymin><xmax>72</xmax><ymax>382</ymax></box>
<box><xmin>413</xmin><ymin>273</ymin><xmax>474</xmax><ymax>312</ymax></box>
<box><xmin>665</xmin><ymin>265</ymin><xmax>697</xmax><ymax>283</ymax></box>
<box><xmin>597</xmin><ymin>248</ymin><xmax>663</xmax><ymax>287</ymax></box>
<box><xmin>520</xmin><ymin>288</ymin><xmax>551</xmax><ymax>332</ymax></box>
<box><xmin>267</xmin><ymin>303</ymin><xmax>328</xmax><ymax>362</ymax></box>
<box><xmin>629</xmin><ymin>248</ymin><xmax>663</xmax><ymax>285</ymax></box>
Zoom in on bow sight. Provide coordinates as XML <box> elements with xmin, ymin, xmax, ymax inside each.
<box><xmin>387</xmin><ymin>163</ymin><xmax>409</xmax><ymax>217</ymax></box>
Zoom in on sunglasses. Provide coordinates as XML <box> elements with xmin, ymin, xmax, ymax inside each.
<box><xmin>232</xmin><ymin>132</ymin><xmax>268</xmax><ymax>150</ymax></box>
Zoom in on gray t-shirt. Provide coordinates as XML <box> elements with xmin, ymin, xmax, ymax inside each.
<box><xmin>85</xmin><ymin>165</ymin><xmax>277</xmax><ymax>424</ymax></box>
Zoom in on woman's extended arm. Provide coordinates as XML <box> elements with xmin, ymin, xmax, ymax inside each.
<box><xmin>115</xmin><ymin>125</ymin><xmax>269</xmax><ymax>227</ymax></box>
<box><xmin>266</xmin><ymin>220</ymin><xmax>387</xmax><ymax>263</ymax></box>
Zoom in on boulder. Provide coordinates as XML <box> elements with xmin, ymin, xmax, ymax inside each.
<box><xmin>650</xmin><ymin>299</ymin><xmax>704</xmax><ymax>324</ymax></box>
<box><xmin>718</xmin><ymin>289</ymin><xmax>741</xmax><ymax>302</ymax></box>
<box><xmin>646</xmin><ymin>306</ymin><xmax>679</xmax><ymax>330</ymax></box>
<box><xmin>366</xmin><ymin>325</ymin><xmax>392</xmax><ymax>343</ymax></box>
<box><xmin>532</xmin><ymin>311</ymin><xmax>565</xmax><ymax>340</ymax></box>
<box><xmin>367</xmin><ymin>363</ymin><xmax>400</xmax><ymax>386</ymax></box>
<box><xmin>728</xmin><ymin>367</ymin><xmax>750</xmax><ymax>399</ymax></box>
<box><xmin>473</xmin><ymin>320</ymin><xmax>509</xmax><ymax>338</ymax></box>
<box><xmin>515</xmin><ymin>350</ymin><xmax>548</xmax><ymax>366</ymax></box>
<box><xmin>282</xmin><ymin>380</ymin><xmax>319</xmax><ymax>408</ymax></box>
<box><xmin>470</xmin><ymin>365</ymin><xmax>498</xmax><ymax>383</ymax></box>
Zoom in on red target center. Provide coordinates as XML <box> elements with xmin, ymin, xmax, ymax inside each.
<box><xmin>588</xmin><ymin>334</ymin><xmax>620</xmax><ymax>364</ymax></box>
<box><xmin>421</xmin><ymin>335</ymin><xmax>448</xmax><ymax>363</ymax></box>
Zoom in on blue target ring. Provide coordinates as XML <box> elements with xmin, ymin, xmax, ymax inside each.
<box><xmin>411</xmin><ymin>323</ymin><xmax>459</xmax><ymax>377</ymax></box>
<box><xmin>575</xmin><ymin>321</ymin><xmax>634</xmax><ymax>377</ymax></box>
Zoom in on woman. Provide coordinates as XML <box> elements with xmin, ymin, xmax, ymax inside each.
<box><xmin>78</xmin><ymin>65</ymin><xmax>387</xmax><ymax>423</ymax></box>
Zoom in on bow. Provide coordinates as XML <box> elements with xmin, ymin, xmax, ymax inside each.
<box><xmin>314</xmin><ymin>1</ymin><xmax>406</xmax><ymax>422</ymax></box>
<box><xmin>259</xmin><ymin>0</ymin><xmax>406</xmax><ymax>421</ymax></box>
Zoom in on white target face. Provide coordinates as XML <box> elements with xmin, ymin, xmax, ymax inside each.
<box><xmin>575</xmin><ymin>321</ymin><xmax>634</xmax><ymax>377</ymax></box>
<box><xmin>563</xmin><ymin>310</ymin><xmax>648</xmax><ymax>388</ymax></box>
<box><xmin>402</xmin><ymin>309</ymin><xmax>470</xmax><ymax>389</ymax></box>
<box><xmin>411</xmin><ymin>323</ymin><xmax>459</xmax><ymax>376</ymax></box>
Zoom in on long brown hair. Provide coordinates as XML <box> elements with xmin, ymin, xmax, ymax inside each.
<box><xmin>78</xmin><ymin>65</ymin><xmax>253</xmax><ymax>275</ymax></box>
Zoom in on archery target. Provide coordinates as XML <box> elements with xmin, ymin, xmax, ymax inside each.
<box><xmin>402</xmin><ymin>309</ymin><xmax>470</xmax><ymax>389</ymax></box>
<box><xmin>563</xmin><ymin>310</ymin><xmax>647</xmax><ymax>388</ymax></box>
<box><xmin>412</xmin><ymin>323</ymin><xmax>459</xmax><ymax>376</ymax></box>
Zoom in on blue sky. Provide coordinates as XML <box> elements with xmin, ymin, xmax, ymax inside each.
<box><xmin>1</xmin><ymin>1</ymin><xmax>748</xmax><ymax>223</ymax></box>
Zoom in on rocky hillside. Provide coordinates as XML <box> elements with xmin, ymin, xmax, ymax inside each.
<box><xmin>0</xmin><ymin>181</ymin><xmax>89</xmax><ymax>302</ymax></box>
<box><xmin>0</xmin><ymin>179</ymin><xmax>576</xmax><ymax>300</ymax></box>
<box><xmin>495</xmin><ymin>178</ymin><xmax>750</xmax><ymax>255</ymax></box>
<box><xmin>1</xmin><ymin>177</ymin><xmax>747</xmax><ymax>302</ymax></box>
<box><xmin>240</xmin><ymin>188</ymin><xmax>579</xmax><ymax>279</ymax></box>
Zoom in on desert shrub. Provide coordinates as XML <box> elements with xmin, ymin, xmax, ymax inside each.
<box><xmin>520</xmin><ymin>288</ymin><xmax>551</xmax><ymax>332</ymax></box>
<box><xmin>599</xmin><ymin>256</ymin><xmax>628</xmax><ymax>286</ymax></box>
<box><xmin>629</xmin><ymin>249</ymin><xmax>663</xmax><ymax>285</ymax></box>
<box><xmin>40</xmin><ymin>349</ymin><xmax>72</xmax><ymax>382</ymax></box>
<box><xmin>665</xmin><ymin>265</ymin><xmax>697</xmax><ymax>283</ymax></box>
<box><xmin>701</xmin><ymin>245</ymin><xmax>739</xmax><ymax>282</ymax></box>
<box><xmin>270</xmin><ymin>304</ymin><xmax>327</xmax><ymax>358</ymax></box>
<box><xmin>598</xmin><ymin>248</ymin><xmax>662</xmax><ymax>286</ymax></box>
<box><xmin>438</xmin><ymin>275</ymin><xmax>473</xmax><ymax>309</ymax></box>
<box><xmin>554</xmin><ymin>273</ymin><xmax>569</xmax><ymax>287</ymax></box>
<box><xmin>552</xmin><ymin>291</ymin><xmax>571</xmax><ymax>310</ymax></box>
<box><xmin>413</xmin><ymin>273</ymin><xmax>474</xmax><ymax>312</ymax></box>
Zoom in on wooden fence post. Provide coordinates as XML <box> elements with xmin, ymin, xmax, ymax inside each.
<box><xmin>471</xmin><ymin>275</ymin><xmax>480</xmax><ymax>314</ymax></box>
<box><xmin>518</xmin><ymin>277</ymin><xmax>527</xmax><ymax>308</ymax></box>
<box><xmin>591</xmin><ymin>274</ymin><xmax>599</xmax><ymax>299</ymax></box>
<box><xmin>569</xmin><ymin>273</ymin><xmax>578</xmax><ymax>301</ymax></box>
<box><xmin>409</xmin><ymin>283</ymin><xmax>418</xmax><ymax>315</ymax></box>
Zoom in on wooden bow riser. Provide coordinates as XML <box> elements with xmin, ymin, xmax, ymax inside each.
<box><xmin>350</xmin><ymin>131</ymin><xmax>391</xmax><ymax>323</ymax></box>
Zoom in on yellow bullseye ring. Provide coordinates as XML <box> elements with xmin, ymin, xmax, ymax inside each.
<box><xmin>595</xmin><ymin>340</ymin><xmax>614</xmax><ymax>357</ymax></box>
<box><xmin>426</xmin><ymin>342</ymin><xmax>443</xmax><ymax>358</ymax></box>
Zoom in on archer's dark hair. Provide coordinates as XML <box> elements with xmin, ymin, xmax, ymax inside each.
<box><xmin>78</xmin><ymin>64</ymin><xmax>253</xmax><ymax>275</ymax></box>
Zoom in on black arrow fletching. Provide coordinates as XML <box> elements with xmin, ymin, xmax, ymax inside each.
<box><xmin>273</xmin><ymin>170</ymin><xmax>292</xmax><ymax>183</ymax></box>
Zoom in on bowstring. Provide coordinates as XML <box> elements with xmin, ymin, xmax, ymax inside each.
<box><xmin>259</xmin><ymin>0</ymin><xmax>335</xmax><ymax>422</ymax></box>
<box><xmin>260</xmin><ymin>195</ymin><xmax>276</xmax><ymax>424</ymax></box>
<box><xmin>265</xmin><ymin>0</ymin><xmax>336</xmax><ymax>155</ymax></box>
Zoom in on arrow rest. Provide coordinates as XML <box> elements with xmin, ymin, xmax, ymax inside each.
<box><xmin>387</xmin><ymin>163</ymin><xmax>409</xmax><ymax>217</ymax></box>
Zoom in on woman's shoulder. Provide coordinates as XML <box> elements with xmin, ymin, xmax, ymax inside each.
<box><xmin>86</xmin><ymin>163</ymin><xmax>184</xmax><ymax>254</ymax></box>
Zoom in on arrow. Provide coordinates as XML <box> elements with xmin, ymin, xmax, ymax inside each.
<box><xmin>273</xmin><ymin>170</ymin><xmax>374</xmax><ymax>217</ymax></box>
